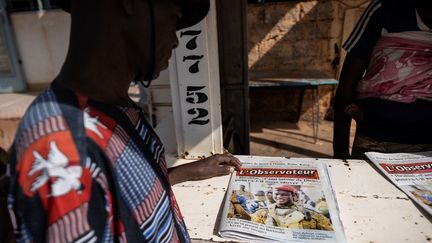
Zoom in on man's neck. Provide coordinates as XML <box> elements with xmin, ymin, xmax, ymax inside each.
<box><xmin>56</xmin><ymin>53</ymin><xmax>136</xmax><ymax>107</ymax></box>
<box><xmin>276</xmin><ymin>203</ymin><xmax>295</xmax><ymax>209</ymax></box>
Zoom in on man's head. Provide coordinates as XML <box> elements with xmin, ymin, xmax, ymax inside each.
<box><xmin>273</xmin><ymin>185</ymin><xmax>297</xmax><ymax>207</ymax></box>
<box><xmin>239</xmin><ymin>185</ymin><xmax>246</xmax><ymax>191</ymax></box>
<box><xmin>254</xmin><ymin>190</ymin><xmax>266</xmax><ymax>202</ymax></box>
<box><xmin>56</xmin><ymin>0</ymin><xmax>209</xmax><ymax>85</ymax></box>
<box><xmin>55</xmin><ymin>0</ymin><xmax>209</xmax><ymax>30</ymax></box>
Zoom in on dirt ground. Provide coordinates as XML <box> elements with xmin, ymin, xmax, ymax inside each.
<box><xmin>250</xmin><ymin>120</ymin><xmax>356</xmax><ymax>158</ymax></box>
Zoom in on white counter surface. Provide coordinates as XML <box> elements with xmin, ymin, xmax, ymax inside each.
<box><xmin>172</xmin><ymin>159</ymin><xmax>432</xmax><ymax>243</ymax></box>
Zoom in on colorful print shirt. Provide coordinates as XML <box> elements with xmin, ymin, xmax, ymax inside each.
<box><xmin>8</xmin><ymin>82</ymin><xmax>190</xmax><ymax>243</ymax></box>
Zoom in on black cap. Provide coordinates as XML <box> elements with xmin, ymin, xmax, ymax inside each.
<box><xmin>53</xmin><ymin>0</ymin><xmax>210</xmax><ymax>30</ymax></box>
<box><xmin>176</xmin><ymin>0</ymin><xmax>210</xmax><ymax>30</ymax></box>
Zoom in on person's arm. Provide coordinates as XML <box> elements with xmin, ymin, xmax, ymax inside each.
<box><xmin>168</xmin><ymin>153</ymin><xmax>241</xmax><ymax>185</ymax></box>
<box><xmin>265</xmin><ymin>214</ymin><xmax>276</xmax><ymax>226</ymax></box>
<box><xmin>333</xmin><ymin>53</ymin><xmax>369</xmax><ymax>159</ymax></box>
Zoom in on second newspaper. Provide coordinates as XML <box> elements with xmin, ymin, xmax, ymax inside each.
<box><xmin>366</xmin><ymin>151</ymin><xmax>432</xmax><ymax>217</ymax></box>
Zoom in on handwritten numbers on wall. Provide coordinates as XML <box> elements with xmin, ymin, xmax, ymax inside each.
<box><xmin>187</xmin><ymin>108</ymin><xmax>210</xmax><ymax>125</ymax></box>
<box><xmin>186</xmin><ymin>86</ymin><xmax>208</xmax><ymax>104</ymax></box>
<box><xmin>180</xmin><ymin>30</ymin><xmax>202</xmax><ymax>50</ymax></box>
<box><xmin>182</xmin><ymin>55</ymin><xmax>204</xmax><ymax>74</ymax></box>
<box><xmin>180</xmin><ymin>29</ymin><xmax>210</xmax><ymax>126</ymax></box>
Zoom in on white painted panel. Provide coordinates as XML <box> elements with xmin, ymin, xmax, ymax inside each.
<box><xmin>150</xmin><ymin>88</ymin><xmax>172</xmax><ymax>104</ymax></box>
<box><xmin>169</xmin><ymin>0</ymin><xmax>223</xmax><ymax>160</ymax></box>
<box><xmin>11</xmin><ymin>10</ymin><xmax>70</xmax><ymax>88</ymax></box>
<box><xmin>153</xmin><ymin>106</ymin><xmax>172</xmax><ymax>120</ymax></box>
<box><xmin>0</xmin><ymin>0</ymin><xmax>26</xmax><ymax>92</ymax></box>
<box><xmin>153</xmin><ymin>106</ymin><xmax>177</xmax><ymax>158</ymax></box>
<box><xmin>152</xmin><ymin>69</ymin><xmax>171</xmax><ymax>86</ymax></box>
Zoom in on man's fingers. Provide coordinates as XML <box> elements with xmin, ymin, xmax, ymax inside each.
<box><xmin>217</xmin><ymin>164</ymin><xmax>234</xmax><ymax>176</ymax></box>
<box><xmin>216</xmin><ymin>154</ymin><xmax>242</xmax><ymax>170</ymax></box>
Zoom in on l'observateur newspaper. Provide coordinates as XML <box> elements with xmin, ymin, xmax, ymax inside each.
<box><xmin>218</xmin><ymin>156</ymin><xmax>346</xmax><ymax>243</ymax></box>
<box><xmin>366</xmin><ymin>151</ymin><xmax>432</xmax><ymax>216</ymax></box>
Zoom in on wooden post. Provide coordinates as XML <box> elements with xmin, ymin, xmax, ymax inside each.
<box><xmin>217</xmin><ymin>0</ymin><xmax>250</xmax><ymax>154</ymax></box>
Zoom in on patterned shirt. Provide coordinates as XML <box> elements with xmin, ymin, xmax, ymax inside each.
<box><xmin>8</xmin><ymin>81</ymin><xmax>190</xmax><ymax>242</ymax></box>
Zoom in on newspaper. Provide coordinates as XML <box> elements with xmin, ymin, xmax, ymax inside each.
<box><xmin>365</xmin><ymin>151</ymin><xmax>432</xmax><ymax>216</ymax></box>
<box><xmin>218</xmin><ymin>156</ymin><xmax>346</xmax><ymax>243</ymax></box>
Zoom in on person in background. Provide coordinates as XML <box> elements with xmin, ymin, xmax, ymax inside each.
<box><xmin>246</xmin><ymin>190</ymin><xmax>268</xmax><ymax>213</ymax></box>
<box><xmin>333</xmin><ymin>0</ymin><xmax>432</xmax><ymax>159</ymax></box>
<box><xmin>296</xmin><ymin>189</ymin><xmax>316</xmax><ymax>211</ymax></box>
<box><xmin>266</xmin><ymin>189</ymin><xmax>275</xmax><ymax>205</ymax></box>
<box><xmin>236</xmin><ymin>184</ymin><xmax>254</xmax><ymax>200</ymax></box>
<box><xmin>6</xmin><ymin>0</ymin><xmax>241</xmax><ymax>242</ymax></box>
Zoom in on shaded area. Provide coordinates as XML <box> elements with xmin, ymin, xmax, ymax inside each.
<box><xmin>250</xmin><ymin>120</ymin><xmax>299</xmax><ymax>132</ymax></box>
<box><xmin>250</xmin><ymin>120</ymin><xmax>356</xmax><ymax>158</ymax></box>
<box><xmin>250</xmin><ymin>135</ymin><xmax>331</xmax><ymax>158</ymax></box>
<box><xmin>245</xmin><ymin>1</ymin><xmax>351</xmax><ymax>158</ymax></box>
<box><xmin>249</xmin><ymin>88</ymin><xmax>302</xmax><ymax>122</ymax></box>
<box><xmin>268</xmin><ymin>128</ymin><xmax>333</xmax><ymax>144</ymax></box>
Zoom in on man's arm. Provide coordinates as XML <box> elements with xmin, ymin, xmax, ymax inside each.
<box><xmin>168</xmin><ymin>153</ymin><xmax>241</xmax><ymax>185</ymax></box>
<box><xmin>333</xmin><ymin>53</ymin><xmax>369</xmax><ymax>159</ymax></box>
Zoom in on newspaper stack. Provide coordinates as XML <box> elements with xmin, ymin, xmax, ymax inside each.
<box><xmin>218</xmin><ymin>156</ymin><xmax>346</xmax><ymax>242</ymax></box>
<box><xmin>366</xmin><ymin>151</ymin><xmax>432</xmax><ymax>216</ymax></box>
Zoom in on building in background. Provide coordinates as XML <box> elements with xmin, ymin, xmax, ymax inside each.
<box><xmin>0</xmin><ymin>0</ymin><xmax>370</xmax><ymax>159</ymax></box>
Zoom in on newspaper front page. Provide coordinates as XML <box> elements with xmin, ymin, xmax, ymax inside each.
<box><xmin>366</xmin><ymin>151</ymin><xmax>432</xmax><ymax>216</ymax></box>
<box><xmin>218</xmin><ymin>156</ymin><xmax>346</xmax><ymax>242</ymax></box>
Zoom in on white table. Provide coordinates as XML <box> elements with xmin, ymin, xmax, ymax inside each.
<box><xmin>173</xmin><ymin>159</ymin><xmax>432</xmax><ymax>243</ymax></box>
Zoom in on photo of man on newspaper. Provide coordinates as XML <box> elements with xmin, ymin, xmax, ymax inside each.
<box><xmin>410</xmin><ymin>184</ymin><xmax>432</xmax><ymax>207</ymax></box>
<box><xmin>228</xmin><ymin>183</ymin><xmax>333</xmax><ymax>231</ymax></box>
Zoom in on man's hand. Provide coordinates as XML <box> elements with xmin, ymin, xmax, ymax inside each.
<box><xmin>192</xmin><ymin>153</ymin><xmax>242</xmax><ymax>180</ymax></box>
<box><xmin>344</xmin><ymin>103</ymin><xmax>364</xmax><ymax>122</ymax></box>
<box><xmin>168</xmin><ymin>153</ymin><xmax>242</xmax><ymax>185</ymax></box>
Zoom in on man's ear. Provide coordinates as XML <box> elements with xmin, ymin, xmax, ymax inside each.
<box><xmin>122</xmin><ymin>0</ymin><xmax>135</xmax><ymax>15</ymax></box>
